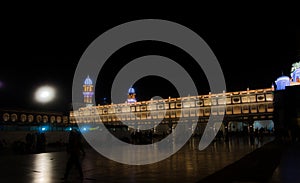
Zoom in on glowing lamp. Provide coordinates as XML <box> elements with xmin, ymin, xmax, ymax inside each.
<box><xmin>35</xmin><ymin>86</ymin><xmax>56</xmax><ymax>103</ymax></box>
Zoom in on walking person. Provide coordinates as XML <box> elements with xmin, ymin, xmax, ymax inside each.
<box><xmin>63</xmin><ymin>129</ymin><xmax>84</xmax><ymax>181</ymax></box>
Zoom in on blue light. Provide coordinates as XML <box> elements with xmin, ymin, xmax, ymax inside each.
<box><xmin>79</xmin><ymin>126</ymin><xmax>90</xmax><ymax>133</ymax></box>
<box><xmin>39</xmin><ymin>126</ymin><xmax>48</xmax><ymax>133</ymax></box>
<box><xmin>65</xmin><ymin>127</ymin><xmax>73</xmax><ymax>131</ymax></box>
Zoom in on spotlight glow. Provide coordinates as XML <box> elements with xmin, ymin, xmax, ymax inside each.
<box><xmin>35</xmin><ymin>86</ymin><xmax>56</xmax><ymax>103</ymax></box>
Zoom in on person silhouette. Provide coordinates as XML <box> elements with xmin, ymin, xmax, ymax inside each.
<box><xmin>63</xmin><ymin>129</ymin><xmax>84</xmax><ymax>180</ymax></box>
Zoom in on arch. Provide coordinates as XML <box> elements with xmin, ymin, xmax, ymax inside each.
<box><xmin>11</xmin><ymin>113</ymin><xmax>18</xmax><ymax>122</ymax></box>
<box><xmin>63</xmin><ymin>116</ymin><xmax>68</xmax><ymax>123</ymax></box>
<box><xmin>227</xmin><ymin>121</ymin><xmax>245</xmax><ymax>132</ymax></box>
<box><xmin>56</xmin><ymin>116</ymin><xmax>62</xmax><ymax>123</ymax></box>
<box><xmin>43</xmin><ymin>115</ymin><xmax>48</xmax><ymax>123</ymax></box>
<box><xmin>21</xmin><ymin>114</ymin><xmax>27</xmax><ymax>122</ymax></box>
<box><xmin>50</xmin><ymin>116</ymin><xmax>56</xmax><ymax>123</ymax></box>
<box><xmin>253</xmin><ymin>120</ymin><xmax>274</xmax><ymax>131</ymax></box>
<box><xmin>36</xmin><ymin>115</ymin><xmax>42</xmax><ymax>123</ymax></box>
<box><xmin>28</xmin><ymin>115</ymin><xmax>34</xmax><ymax>123</ymax></box>
<box><xmin>3</xmin><ymin>113</ymin><xmax>9</xmax><ymax>122</ymax></box>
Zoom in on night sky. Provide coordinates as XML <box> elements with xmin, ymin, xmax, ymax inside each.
<box><xmin>0</xmin><ymin>10</ymin><xmax>300</xmax><ymax>113</ymax></box>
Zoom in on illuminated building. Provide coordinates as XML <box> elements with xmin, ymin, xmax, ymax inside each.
<box><xmin>83</xmin><ymin>75</ymin><xmax>94</xmax><ymax>106</ymax></box>
<box><xmin>70</xmin><ymin>87</ymin><xmax>275</xmax><ymax>137</ymax></box>
<box><xmin>69</xmin><ymin>63</ymin><xmax>300</xmax><ymax>136</ymax></box>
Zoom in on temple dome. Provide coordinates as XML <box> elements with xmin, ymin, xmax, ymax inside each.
<box><xmin>128</xmin><ymin>87</ymin><xmax>135</xmax><ymax>94</ymax></box>
<box><xmin>275</xmin><ymin>75</ymin><xmax>290</xmax><ymax>90</ymax></box>
<box><xmin>84</xmin><ymin>75</ymin><xmax>93</xmax><ymax>85</ymax></box>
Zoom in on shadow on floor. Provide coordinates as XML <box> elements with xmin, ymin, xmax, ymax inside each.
<box><xmin>197</xmin><ymin>139</ymin><xmax>287</xmax><ymax>183</ymax></box>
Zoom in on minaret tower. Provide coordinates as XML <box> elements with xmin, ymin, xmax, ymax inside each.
<box><xmin>127</xmin><ymin>87</ymin><xmax>137</xmax><ymax>103</ymax></box>
<box><xmin>83</xmin><ymin>75</ymin><xmax>94</xmax><ymax>106</ymax></box>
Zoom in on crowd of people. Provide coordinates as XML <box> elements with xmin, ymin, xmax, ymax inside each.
<box><xmin>25</xmin><ymin>132</ymin><xmax>47</xmax><ymax>153</ymax></box>
<box><xmin>10</xmin><ymin>132</ymin><xmax>47</xmax><ymax>154</ymax></box>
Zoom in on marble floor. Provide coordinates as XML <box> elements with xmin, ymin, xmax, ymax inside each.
<box><xmin>0</xmin><ymin>136</ymin><xmax>274</xmax><ymax>183</ymax></box>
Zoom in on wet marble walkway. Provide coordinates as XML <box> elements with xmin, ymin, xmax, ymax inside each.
<box><xmin>0</xmin><ymin>136</ymin><xmax>274</xmax><ymax>183</ymax></box>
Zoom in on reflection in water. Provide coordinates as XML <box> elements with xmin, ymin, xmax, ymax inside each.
<box><xmin>32</xmin><ymin>153</ymin><xmax>53</xmax><ymax>183</ymax></box>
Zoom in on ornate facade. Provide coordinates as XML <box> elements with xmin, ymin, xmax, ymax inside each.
<box><xmin>70</xmin><ymin>87</ymin><xmax>274</xmax><ymax>125</ymax></box>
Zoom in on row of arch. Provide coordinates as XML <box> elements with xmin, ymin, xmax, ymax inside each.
<box><xmin>1</xmin><ymin>113</ymin><xmax>68</xmax><ymax>123</ymax></box>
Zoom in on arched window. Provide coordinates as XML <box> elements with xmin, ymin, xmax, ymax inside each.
<box><xmin>3</xmin><ymin>113</ymin><xmax>9</xmax><ymax>122</ymax></box>
<box><xmin>11</xmin><ymin>114</ymin><xmax>18</xmax><ymax>122</ymax></box>
<box><xmin>21</xmin><ymin>114</ymin><xmax>27</xmax><ymax>122</ymax></box>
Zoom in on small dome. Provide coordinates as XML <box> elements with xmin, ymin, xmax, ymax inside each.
<box><xmin>84</xmin><ymin>75</ymin><xmax>93</xmax><ymax>85</ymax></box>
<box><xmin>275</xmin><ymin>75</ymin><xmax>290</xmax><ymax>90</ymax></box>
<box><xmin>128</xmin><ymin>87</ymin><xmax>135</xmax><ymax>94</ymax></box>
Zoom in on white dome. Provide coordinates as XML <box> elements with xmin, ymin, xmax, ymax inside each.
<box><xmin>275</xmin><ymin>75</ymin><xmax>290</xmax><ymax>90</ymax></box>
<box><xmin>84</xmin><ymin>75</ymin><xmax>93</xmax><ymax>85</ymax></box>
<box><xmin>128</xmin><ymin>87</ymin><xmax>135</xmax><ymax>94</ymax></box>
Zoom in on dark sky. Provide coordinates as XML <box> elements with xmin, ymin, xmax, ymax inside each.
<box><xmin>0</xmin><ymin>10</ymin><xmax>299</xmax><ymax>112</ymax></box>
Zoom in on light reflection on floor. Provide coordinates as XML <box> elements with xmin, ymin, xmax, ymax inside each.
<box><xmin>32</xmin><ymin>153</ymin><xmax>53</xmax><ymax>183</ymax></box>
<box><xmin>0</xmin><ymin>136</ymin><xmax>274</xmax><ymax>183</ymax></box>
